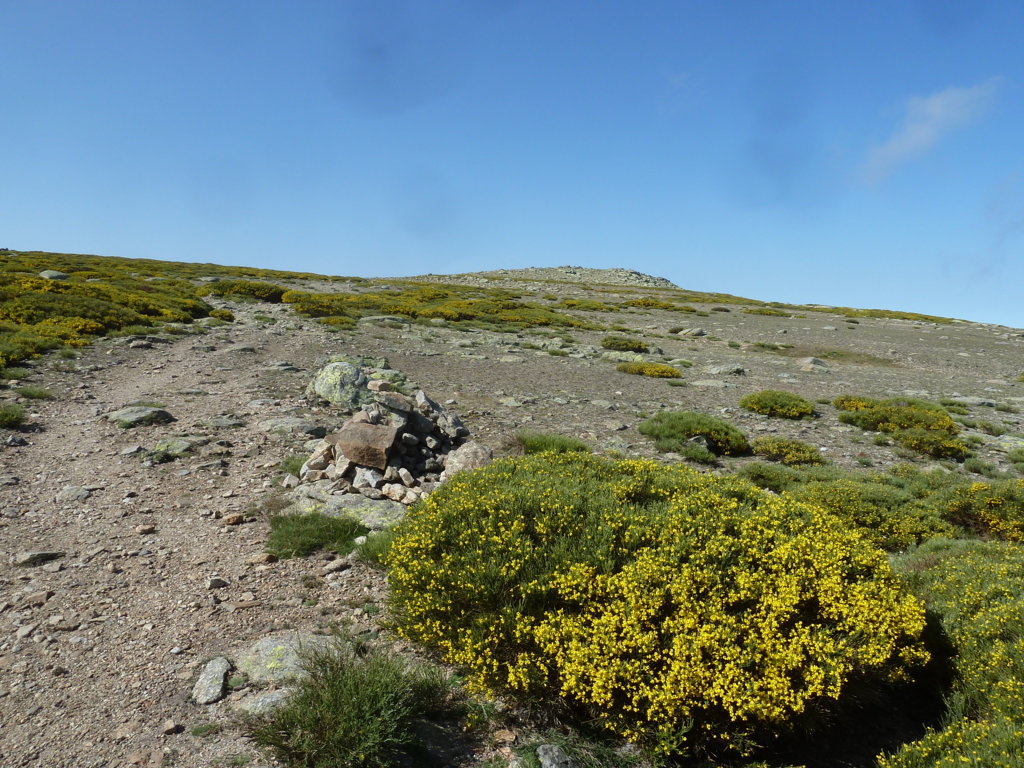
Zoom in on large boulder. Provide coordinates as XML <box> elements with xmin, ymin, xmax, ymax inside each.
<box><xmin>305</xmin><ymin>361</ymin><xmax>370</xmax><ymax>411</ymax></box>
<box><xmin>305</xmin><ymin>356</ymin><xmax>415</xmax><ymax>411</ymax></box>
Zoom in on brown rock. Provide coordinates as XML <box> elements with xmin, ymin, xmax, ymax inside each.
<box><xmin>366</xmin><ymin>379</ymin><xmax>392</xmax><ymax>392</ymax></box>
<box><xmin>222</xmin><ymin>513</ymin><xmax>245</xmax><ymax>526</ymax></box>
<box><xmin>135</xmin><ymin>524</ymin><xmax>157</xmax><ymax>535</ymax></box>
<box><xmin>331</xmin><ymin>421</ymin><xmax>399</xmax><ymax>470</ymax></box>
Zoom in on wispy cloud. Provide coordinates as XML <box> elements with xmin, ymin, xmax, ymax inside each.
<box><xmin>862</xmin><ymin>78</ymin><xmax>1001</xmax><ymax>183</ymax></box>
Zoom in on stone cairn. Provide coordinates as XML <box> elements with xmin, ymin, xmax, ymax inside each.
<box><xmin>295</xmin><ymin>357</ymin><xmax>475</xmax><ymax>506</ymax></box>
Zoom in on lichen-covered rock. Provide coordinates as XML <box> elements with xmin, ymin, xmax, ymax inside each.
<box><xmin>305</xmin><ymin>356</ymin><xmax>416</xmax><ymax>410</ymax></box>
<box><xmin>192</xmin><ymin>657</ymin><xmax>231</xmax><ymax>705</ymax></box>
<box><xmin>235</xmin><ymin>633</ymin><xmax>332</xmax><ymax>683</ymax></box>
<box><xmin>288</xmin><ymin>484</ymin><xmax>407</xmax><ymax>529</ymax></box>
<box><xmin>440</xmin><ymin>441</ymin><xmax>493</xmax><ymax>481</ymax></box>
<box><xmin>305</xmin><ymin>361</ymin><xmax>370</xmax><ymax>410</ymax></box>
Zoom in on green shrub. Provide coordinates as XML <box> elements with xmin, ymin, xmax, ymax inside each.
<box><xmin>892</xmin><ymin>428</ymin><xmax>970</xmax><ymax>460</ymax></box>
<box><xmin>14</xmin><ymin>385</ymin><xmax>52</xmax><ymax>400</ymax></box>
<box><xmin>387</xmin><ymin>453</ymin><xmax>929</xmax><ymax>757</ymax></box>
<box><xmin>740</xmin><ymin>390</ymin><xmax>815</xmax><ymax>419</ymax></box>
<box><xmin>0</xmin><ymin>402</ymin><xmax>26</xmax><ymax>428</ymax></box>
<box><xmin>248</xmin><ymin>638</ymin><xmax>449</xmax><ymax>768</ymax></box>
<box><xmin>752</xmin><ymin>436</ymin><xmax>824</xmax><ymax>465</ymax></box>
<box><xmin>600</xmin><ymin>335</ymin><xmax>648</xmax><ymax>353</ymax></box>
<box><xmin>515</xmin><ymin>429</ymin><xmax>590</xmax><ymax>455</ymax></box>
<box><xmin>736</xmin><ymin>461</ymin><xmax>802</xmax><ymax>492</ymax></box>
<box><xmin>208</xmin><ymin>308</ymin><xmax>235</xmax><ymax>322</ymax></box>
<box><xmin>615</xmin><ymin>362</ymin><xmax>682</xmax><ymax>379</ymax></box>
<box><xmin>639</xmin><ymin>411</ymin><xmax>749</xmax><ymax>455</ymax></box>
<box><xmin>266</xmin><ymin>514</ymin><xmax>368</xmax><ymax>559</ymax></box>
<box><xmin>278</xmin><ymin>454</ymin><xmax>305</xmax><ymax>478</ymax></box>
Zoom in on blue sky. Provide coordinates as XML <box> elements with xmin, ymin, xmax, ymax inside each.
<box><xmin>2</xmin><ymin>1</ymin><xmax>1022</xmax><ymax>327</ymax></box>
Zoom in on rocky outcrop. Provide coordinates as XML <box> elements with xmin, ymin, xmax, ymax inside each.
<box><xmin>286</xmin><ymin>359</ymin><xmax>480</xmax><ymax>524</ymax></box>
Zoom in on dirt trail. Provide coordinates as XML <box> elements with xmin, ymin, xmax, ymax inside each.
<box><xmin>0</xmin><ymin>308</ymin><xmax>392</xmax><ymax>768</ymax></box>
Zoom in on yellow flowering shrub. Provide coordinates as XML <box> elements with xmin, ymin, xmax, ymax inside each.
<box><xmin>751</xmin><ymin>436</ymin><xmax>824</xmax><ymax>465</ymax></box>
<box><xmin>387</xmin><ymin>454</ymin><xmax>929</xmax><ymax>756</ymax></box>
<box><xmin>944</xmin><ymin>479</ymin><xmax>1024</xmax><ymax>541</ymax></box>
<box><xmin>834</xmin><ymin>396</ymin><xmax>970</xmax><ymax>460</ymax></box>
<box><xmin>882</xmin><ymin>540</ymin><xmax>1024</xmax><ymax>767</ymax></box>
<box><xmin>197</xmin><ymin>279</ymin><xmax>287</xmax><ymax>302</ymax></box>
<box><xmin>741</xmin><ymin>390</ymin><xmax>815</xmax><ymax>419</ymax></box>
<box><xmin>615</xmin><ymin>362</ymin><xmax>682</xmax><ymax>378</ymax></box>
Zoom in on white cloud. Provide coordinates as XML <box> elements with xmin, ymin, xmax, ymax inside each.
<box><xmin>862</xmin><ymin>78</ymin><xmax>1001</xmax><ymax>183</ymax></box>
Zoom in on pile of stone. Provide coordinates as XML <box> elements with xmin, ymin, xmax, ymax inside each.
<box><xmin>293</xmin><ymin>357</ymin><xmax>476</xmax><ymax>506</ymax></box>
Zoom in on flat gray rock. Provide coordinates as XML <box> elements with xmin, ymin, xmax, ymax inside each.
<box><xmin>256</xmin><ymin>418</ymin><xmax>327</xmax><ymax>438</ymax></box>
<box><xmin>14</xmin><ymin>551</ymin><xmax>66</xmax><ymax>567</ymax></box>
<box><xmin>537</xmin><ymin>744</ymin><xmax>574</xmax><ymax>768</ymax></box>
<box><xmin>232</xmin><ymin>688</ymin><xmax>294</xmax><ymax>716</ymax></box>
<box><xmin>192</xmin><ymin>657</ymin><xmax>231</xmax><ymax>704</ymax></box>
<box><xmin>56</xmin><ymin>485</ymin><xmax>91</xmax><ymax>503</ymax></box>
<box><xmin>38</xmin><ymin>270</ymin><xmax>70</xmax><ymax>280</ymax></box>
<box><xmin>106</xmin><ymin>406</ymin><xmax>175</xmax><ymax>429</ymax></box>
<box><xmin>289</xmin><ymin>486</ymin><xmax>406</xmax><ymax>530</ymax></box>
<box><xmin>235</xmin><ymin>633</ymin><xmax>332</xmax><ymax>683</ymax></box>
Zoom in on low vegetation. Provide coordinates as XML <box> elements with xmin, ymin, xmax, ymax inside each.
<box><xmin>740</xmin><ymin>389</ymin><xmax>815</xmax><ymax>419</ymax></box>
<box><xmin>614</xmin><ymin>362</ymin><xmax>682</xmax><ymax>378</ymax></box>
<box><xmin>638</xmin><ymin>411</ymin><xmax>749</xmax><ymax>457</ymax></box>
<box><xmin>0</xmin><ymin>402</ymin><xmax>26</xmax><ymax>429</ymax></box>
<box><xmin>600</xmin><ymin>335</ymin><xmax>648</xmax><ymax>353</ymax></box>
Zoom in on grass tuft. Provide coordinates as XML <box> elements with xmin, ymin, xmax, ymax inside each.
<box><xmin>266</xmin><ymin>514</ymin><xmax>368</xmax><ymax>559</ymax></box>
<box><xmin>515</xmin><ymin>429</ymin><xmax>590</xmax><ymax>455</ymax></box>
<box><xmin>0</xmin><ymin>402</ymin><xmax>26</xmax><ymax>429</ymax></box>
<box><xmin>247</xmin><ymin>638</ymin><xmax>450</xmax><ymax>768</ymax></box>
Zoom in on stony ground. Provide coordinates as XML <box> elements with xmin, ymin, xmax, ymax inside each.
<box><xmin>2</xmin><ymin>267</ymin><xmax>1023</xmax><ymax>767</ymax></box>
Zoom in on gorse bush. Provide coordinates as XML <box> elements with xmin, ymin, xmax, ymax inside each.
<box><xmin>638</xmin><ymin>411</ymin><xmax>749</xmax><ymax>455</ymax></box>
<box><xmin>751</xmin><ymin>436</ymin><xmax>824</xmax><ymax>466</ymax></box>
<box><xmin>615</xmin><ymin>362</ymin><xmax>682</xmax><ymax>379</ymax></box>
<box><xmin>600</xmin><ymin>335</ymin><xmax>648</xmax><ymax>353</ymax></box>
<box><xmin>882</xmin><ymin>540</ymin><xmax>1024</xmax><ymax>768</ymax></box>
<box><xmin>387</xmin><ymin>453</ymin><xmax>929</xmax><ymax>757</ymax></box>
<box><xmin>197</xmin><ymin>279</ymin><xmax>287</xmax><ymax>302</ymax></box>
<box><xmin>834</xmin><ymin>396</ymin><xmax>969</xmax><ymax>460</ymax></box>
<box><xmin>740</xmin><ymin>390</ymin><xmax>815</xmax><ymax>419</ymax></box>
<box><xmin>736</xmin><ymin>462</ymin><xmax>1024</xmax><ymax>549</ymax></box>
